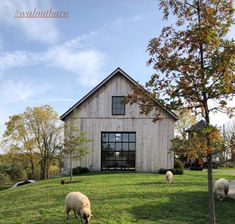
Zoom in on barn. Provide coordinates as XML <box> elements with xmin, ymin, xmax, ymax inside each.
<box><xmin>60</xmin><ymin>68</ymin><xmax>178</xmax><ymax>172</ymax></box>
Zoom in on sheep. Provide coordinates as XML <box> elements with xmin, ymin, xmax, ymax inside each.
<box><xmin>65</xmin><ymin>192</ymin><xmax>92</xmax><ymax>224</ymax></box>
<box><xmin>213</xmin><ymin>178</ymin><xmax>230</xmax><ymax>202</ymax></box>
<box><xmin>165</xmin><ymin>170</ymin><xmax>173</xmax><ymax>184</ymax></box>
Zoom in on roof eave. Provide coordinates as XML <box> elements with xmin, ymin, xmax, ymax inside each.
<box><xmin>60</xmin><ymin>67</ymin><xmax>178</xmax><ymax>121</ymax></box>
<box><xmin>60</xmin><ymin>67</ymin><xmax>135</xmax><ymax>120</ymax></box>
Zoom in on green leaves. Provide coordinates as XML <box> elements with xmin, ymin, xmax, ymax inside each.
<box><xmin>128</xmin><ymin>0</ymin><xmax>235</xmax><ymax>122</ymax></box>
<box><xmin>63</xmin><ymin>112</ymin><xmax>90</xmax><ymax>182</ymax></box>
<box><xmin>1</xmin><ymin>105</ymin><xmax>63</xmax><ymax>180</ymax></box>
<box><xmin>171</xmin><ymin>124</ymin><xmax>222</xmax><ymax>159</ymax></box>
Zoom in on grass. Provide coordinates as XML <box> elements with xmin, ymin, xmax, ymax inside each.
<box><xmin>0</xmin><ymin>186</ymin><xmax>10</xmax><ymax>191</ymax></box>
<box><xmin>0</xmin><ymin>169</ymin><xmax>234</xmax><ymax>224</ymax></box>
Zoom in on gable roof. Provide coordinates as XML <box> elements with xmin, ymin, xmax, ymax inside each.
<box><xmin>60</xmin><ymin>67</ymin><xmax>178</xmax><ymax>121</ymax></box>
<box><xmin>187</xmin><ymin>120</ymin><xmax>207</xmax><ymax>132</ymax></box>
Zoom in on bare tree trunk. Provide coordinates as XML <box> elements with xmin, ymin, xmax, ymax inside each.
<box><xmin>205</xmin><ymin>106</ymin><xmax>216</xmax><ymax>224</ymax></box>
<box><xmin>70</xmin><ymin>151</ymin><xmax>73</xmax><ymax>183</ymax></box>
<box><xmin>40</xmin><ymin>159</ymin><xmax>47</xmax><ymax>180</ymax></box>
<box><xmin>207</xmin><ymin>154</ymin><xmax>216</xmax><ymax>224</ymax></box>
<box><xmin>46</xmin><ymin>161</ymin><xmax>50</xmax><ymax>179</ymax></box>
<box><xmin>40</xmin><ymin>162</ymin><xmax>44</xmax><ymax>180</ymax></box>
<box><xmin>30</xmin><ymin>160</ymin><xmax>35</xmax><ymax>179</ymax></box>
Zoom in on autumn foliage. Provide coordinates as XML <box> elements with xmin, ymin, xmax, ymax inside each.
<box><xmin>127</xmin><ymin>1</ymin><xmax>234</xmax><ymax>223</ymax></box>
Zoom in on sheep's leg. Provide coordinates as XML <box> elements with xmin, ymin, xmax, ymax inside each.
<box><xmin>73</xmin><ymin>210</ymin><xmax>79</xmax><ymax>219</ymax></box>
<box><xmin>225</xmin><ymin>188</ymin><xmax>229</xmax><ymax>195</ymax></box>
<box><xmin>66</xmin><ymin>208</ymin><xmax>71</xmax><ymax>221</ymax></box>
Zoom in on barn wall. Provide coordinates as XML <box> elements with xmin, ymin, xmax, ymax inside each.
<box><xmin>63</xmin><ymin>73</ymin><xmax>175</xmax><ymax>172</ymax></box>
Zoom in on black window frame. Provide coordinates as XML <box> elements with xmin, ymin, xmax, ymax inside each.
<box><xmin>101</xmin><ymin>132</ymin><xmax>136</xmax><ymax>171</ymax></box>
<box><xmin>112</xmin><ymin>96</ymin><xmax>125</xmax><ymax>115</ymax></box>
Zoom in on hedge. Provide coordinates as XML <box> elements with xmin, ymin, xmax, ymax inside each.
<box><xmin>72</xmin><ymin>166</ymin><xmax>90</xmax><ymax>175</ymax></box>
<box><xmin>159</xmin><ymin>168</ymin><xmax>184</xmax><ymax>175</ymax></box>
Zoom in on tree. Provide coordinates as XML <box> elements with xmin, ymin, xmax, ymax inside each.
<box><xmin>170</xmin><ymin>110</ymin><xmax>196</xmax><ymax>166</ymax></box>
<box><xmin>24</xmin><ymin>105</ymin><xmax>62</xmax><ymax>179</ymax></box>
<box><xmin>1</xmin><ymin>105</ymin><xmax>63</xmax><ymax>180</ymax></box>
<box><xmin>1</xmin><ymin>114</ymin><xmax>37</xmax><ymax>179</ymax></box>
<box><xmin>171</xmin><ymin>123</ymin><xmax>222</xmax><ymax>167</ymax></box>
<box><xmin>175</xmin><ymin>110</ymin><xmax>196</xmax><ymax>139</ymax></box>
<box><xmin>224</xmin><ymin>121</ymin><xmax>235</xmax><ymax>164</ymax></box>
<box><xmin>127</xmin><ymin>1</ymin><xmax>235</xmax><ymax>223</ymax></box>
<box><xmin>64</xmin><ymin>112</ymin><xmax>90</xmax><ymax>183</ymax></box>
<box><xmin>0</xmin><ymin>152</ymin><xmax>28</xmax><ymax>182</ymax></box>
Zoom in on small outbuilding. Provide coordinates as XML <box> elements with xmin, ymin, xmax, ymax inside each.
<box><xmin>61</xmin><ymin>68</ymin><xmax>177</xmax><ymax>172</ymax></box>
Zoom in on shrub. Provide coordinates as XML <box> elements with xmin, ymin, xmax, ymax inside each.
<box><xmin>80</xmin><ymin>167</ymin><xmax>89</xmax><ymax>173</ymax></box>
<box><xmin>174</xmin><ymin>169</ymin><xmax>184</xmax><ymax>174</ymax></box>
<box><xmin>189</xmin><ymin>167</ymin><xmax>203</xmax><ymax>171</ymax></box>
<box><xmin>159</xmin><ymin>168</ymin><xmax>184</xmax><ymax>175</ymax></box>
<box><xmin>174</xmin><ymin>159</ymin><xmax>183</xmax><ymax>169</ymax></box>
<box><xmin>72</xmin><ymin>166</ymin><xmax>90</xmax><ymax>175</ymax></box>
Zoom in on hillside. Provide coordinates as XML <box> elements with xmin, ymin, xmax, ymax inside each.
<box><xmin>0</xmin><ymin>170</ymin><xmax>235</xmax><ymax>224</ymax></box>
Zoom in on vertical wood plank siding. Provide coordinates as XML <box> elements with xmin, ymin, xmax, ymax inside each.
<box><xmin>64</xmin><ymin>73</ymin><xmax>175</xmax><ymax>172</ymax></box>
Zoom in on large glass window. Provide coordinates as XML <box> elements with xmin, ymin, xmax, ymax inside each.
<box><xmin>101</xmin><ymin>132</ymin><xmax>136</xmax><ymax>171</ymax></box>
<box><xmin>112</xmin><ymin>96</ymin><xmax>125</xmax><ymax>115</ymax></box>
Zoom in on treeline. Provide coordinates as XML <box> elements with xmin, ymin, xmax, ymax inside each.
<box><xmin>0</xmin><ymin>105</ymin><xmax>88</xmax><ymax>184</ymax></box>
<box><xmin>0</xmin><ymin>151</ymin><xmax>63</xmax><ymax>184</ymax></box>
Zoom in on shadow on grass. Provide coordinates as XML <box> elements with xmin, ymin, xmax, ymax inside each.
<box><xmin>63</xmin><ymin>180</ymin><xmax>82</xmax><ymax>184</ymax></box>
<box><xmin>132</xmin><ymin>181</ymin><xmax>165</xmax><ymax>186</ymax></box>
<box><xmin>129</xmin><ymin>191</ymin><xmax>235</xmax><ymax>224</ymax></box>
<box><xmin>135</xmin><ymin>181</ymin><xmax>207</xmax><ymax>187</ymax></box>
<box><xmin>0</xmin><ymin>186</ymin><xmax>10</xmax><ymax>191</ymax></box>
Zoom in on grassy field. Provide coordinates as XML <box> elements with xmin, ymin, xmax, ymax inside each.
<box><xmin>0</xmin><ymin>186</ymin><xmax>10</xmax><ymax>191</ymax></box>
<box><xmin>0</xmin><ymin>170</ymin><xmax>234</xmax><ymax>224</ymax></box>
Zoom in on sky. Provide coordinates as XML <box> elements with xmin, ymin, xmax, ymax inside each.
<box><xmin>0</xmin><ymin>0</ymin><xmax>234</xmax><ymax>151</ymax></box>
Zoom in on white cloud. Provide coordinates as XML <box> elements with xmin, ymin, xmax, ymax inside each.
<box><xmin>0</xmin><ymin>37</ymin><xmax>3</xmax><ymax>50</ymax></box>
<box><xmin>0</xmin><ymin>35</ymin><xmax>107</xmax><ymax>87</ymax></box>
<box><xmin>45</xmin><ymin>45</ymin><xmax>107</xmax><ymax>86</ymax></box>
<box><xmin>0</xmin><ymin>14</ymin><xmax>150</xmax><ymax>87</ymax></box>
<box><xmin>0</xmin><ymin>48</ymin><xmax>107</xmax><ymax>87</ymax></box>
<box><xmin>0</xmin><ymin>51</ymin><xmax>42</xmax><ymax>71</ymax></box>
<box><xmin>0</xmin><ymin>79</ymin><xmax>53</xmax><ymax>150</ymax></box>
<box><xmin>0</xmin><ymin>80</ymin><xmax>52</xmax><ymax>103</ymax></box>
<box><xmin>0</xmin><ymin>0</ymin><xmax>59</xmax><ymax>44</ymax></box>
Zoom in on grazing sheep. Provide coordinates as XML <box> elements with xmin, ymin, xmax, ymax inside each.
<box><xmin>166</xmin><ymin>170</ymin><xmax>173</xmax><ymax>184</ymax></box>
<box><xmin>65</xmin><ymin>192</ymin><xmax>92</xmax><ymax>224</ymax></box>
<box><xmin>214</xmin><ymin>178</ymin><xmax>230</xmax><ymax>202</ymax></box>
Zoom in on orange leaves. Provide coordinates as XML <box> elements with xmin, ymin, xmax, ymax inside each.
<box><xmin>171</xmin><ymin>123</ymin><xmax>223</xmax><ymax>159</ymax></box>
<box><xmin>206</xmin><ymin>7</ymin><xmax>215</xmax><ymax>15</ymax></box>
<box><xmin>224</xmin><ymin>71</ymin><xmax>234</xmax><ymax>82</ymax></box>
<box><xmin>209</xmin><ymin>127</ymin><xmax>221</xmax><ymax>141</ymax></box>
<box><xmin>129</xmin><ymin>0</ymin><xmax>234</xmax><ymax>132</ymax></box>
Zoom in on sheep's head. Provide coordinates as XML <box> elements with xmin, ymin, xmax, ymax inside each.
<box><xmin>215</xmin><ymin>187</ymin><xmax>226</xmax><ymax>202</ymax></box>
<box><xmin>80</xmin><ymin>213</ymin><xmax>91</xmax><ymax>224</ymax></box>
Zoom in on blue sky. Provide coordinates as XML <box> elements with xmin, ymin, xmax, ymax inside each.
<box><xmin>0</xmin><ymin>0</ymin><xmax>234</xmax><ymax>143</ymax></box>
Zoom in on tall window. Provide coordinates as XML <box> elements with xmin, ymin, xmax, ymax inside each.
<box><xmin>101</xmin><ymin>132</ymin><xmax>136</xmax><ymax>171</ymax></box>
<box><xmin>112</xmin><ymin>96</ymin><xmax>125</xmax><ymax>115</ymax></box>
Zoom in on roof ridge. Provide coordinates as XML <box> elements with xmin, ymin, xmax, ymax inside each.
<box><xmin>60</xmin><ymin>68</ymin><xmax>178</xmax><ymax>121</ymax></box>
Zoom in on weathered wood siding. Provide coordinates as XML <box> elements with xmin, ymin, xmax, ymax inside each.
<box><xmin>64</xmin><ymin>73</ymin><xmax>174</xmax><ymax>172</ymax></box>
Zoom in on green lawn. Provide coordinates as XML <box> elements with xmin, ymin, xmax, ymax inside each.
<box><xmin>0</xmin><ymin>170</ymin><xmax>234</xmax><ymax>224</ymax></box>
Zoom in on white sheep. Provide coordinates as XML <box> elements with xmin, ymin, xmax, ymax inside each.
<box><xmin>165</xmin><ymin>170</ymin><xmax>173</xmax><ymax>184</ymax></box>
<box><xmin>213</xmin><ymin>178</ymin><xmax>230</xmax><ymax>202</ymax></box>
<box><xmin>65</xmin><ymin>192</ymin><xmax>92</xmax><ymax>224</ymax></box>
